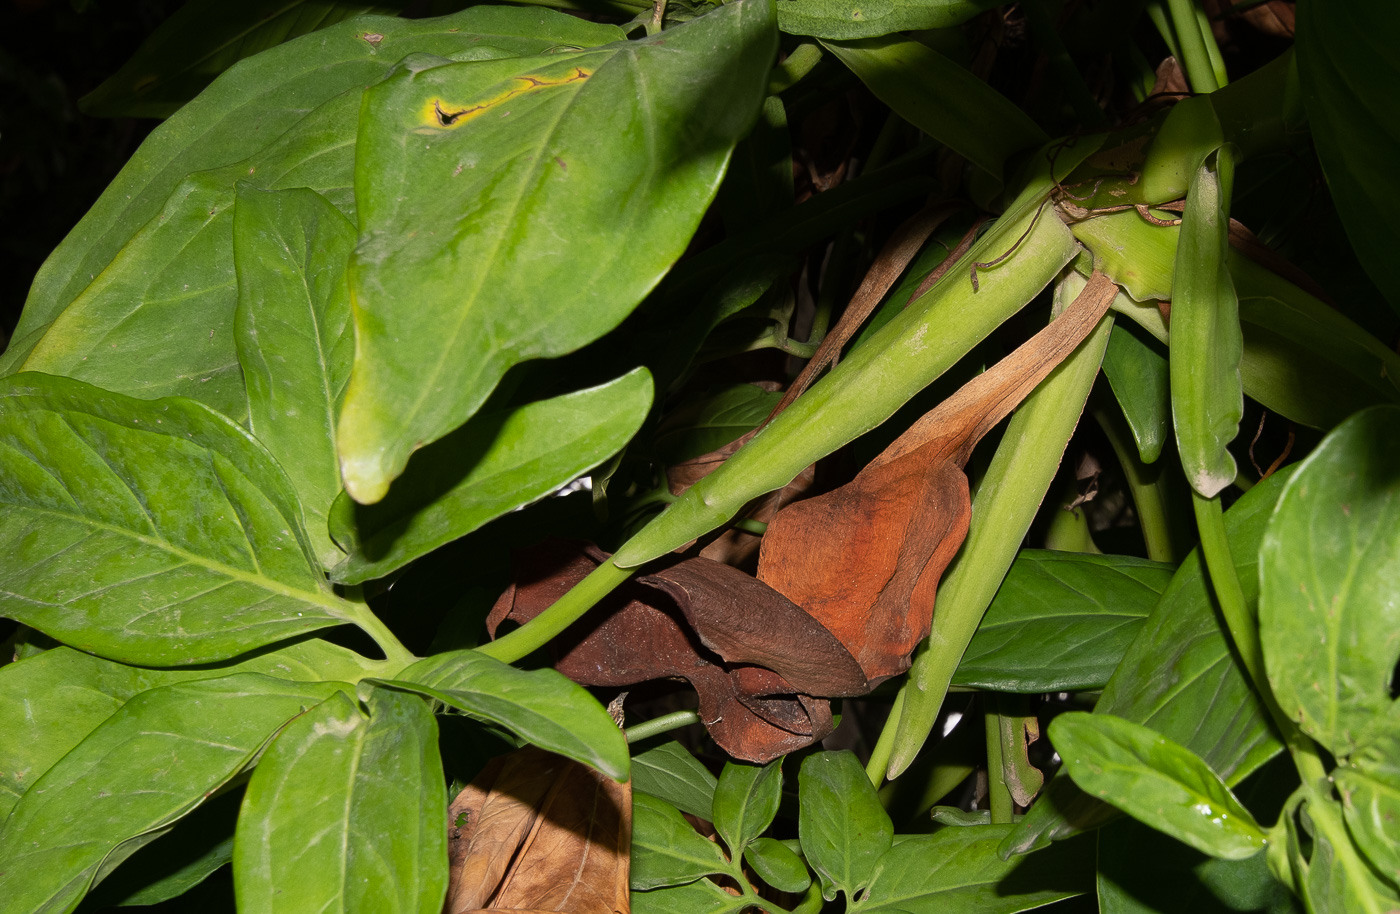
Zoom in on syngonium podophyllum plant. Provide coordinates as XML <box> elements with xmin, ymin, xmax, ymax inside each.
<box><xmin>2</xmin><ymin>0</ymin><xmax>1400</xmax><ymax>911</ymax></box>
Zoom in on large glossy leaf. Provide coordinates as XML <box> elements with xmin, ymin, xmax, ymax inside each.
<box><xmin>712</xmin><ymin>760</ymin><xmax>783</xmax><ymax>855</ymax></box>
<box><xmin>799</xmin><ymin>750</ymin><xmax>893</xmax><ymax>902</ymax></box>
<box><xmin>234</xmin><ymin>184</ymin><xmax>357</xmax><ymax>567</ymax></box>
<box><xmin>630</xmin><ymin>793</ymin><xmax>732</xmax><ymax>891</ymax></box>
<box><xmin>857</xmin><ymin>825</ymin><xmax>1092</xmax><ymax>913</ymax></box>
<box><xmin>953</xmin><ymin>551</ymin><xmax>1173</xmax><ymax>693</ymax></box>
<box><xmin>1296</xmin><ymin>0</ymin><xmax>1400</xmax><ymax>314</ymax></box>
<box><xmin>81</xmin><ymin>1</ymin><xmax>390</xmax><ymax>119</ymax></box>
<box><xmin>384</xmin><ymin>648</ymin><xmax>629</xmax><ymax>779</ymax></box>
<box><xmin>632</xmin><ymin>741</ymin><xmax>718</xmax><ymax>822</ymax></box>
<box><xmin>329</xmin><ymin>367</ymin><xmax>652</xmax><ymax>584</ymax></box>
<box><xmin>0</xmin><ymin>374</ymin><xmax>376</xmax><ymax>665</ymax></box>
<box><xmin>0</xmin><ymin>674</ymin><xmax>345</xmax><ymax>914</ymax></box>
<box><xmin>0</xmin><ymin>639</ymin><xmax>384</xmax><ymax>818</ymax></box>
<box><xmin>822</xmin><ymin>36</ymin><xmax>1046</xmax><ymax>181</ymax></box>
<box><xmin>1004</xmin><ymin>473</ymin><xmax>1290</xmax><ymax>857</ymax></box>
<box><xmin>1050</xmin><ymin>713</ymin><xmax>1267</xmax><ymax>861</ymax></box>
<box><xmin>777</xmin><ymin>0</ymin><xmax>997</xmax><ymax>39</ymax></box>
<box><xmin>335</xmin><ymin>0</ymin><xmax>778</xmax><ymax>503</ymax></box>
<box><xmin>234</xmin><ymin>687</ymin><xmax>446</xmax><ymax>914</ymax></box>
<box><xmin>1260</xmin><ymin>405</ymin><xmax>1400</xmax><ymax>759</ymax></box>
<box><xmin>1169</xmin><ymin>147</ymin><xmax>1242</xmax><ymax>498</ymax></box>
<box><xmin>12</xmin><ymin>7</ymin><xmax>623</xmax><ymax>347</ymax></box>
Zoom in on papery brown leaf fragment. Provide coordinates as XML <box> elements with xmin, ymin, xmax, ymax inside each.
<box><xmin>445</xmin><ymin>746</ymin><xmax>631</xmax><ymax>914</ymax></box>
<box><xmin>757</xmin><ymin>271</ymin><xmax>1120</xmax><ymax>683</ymax></box>
<box><xmin>487</xmin><ymin>540</ymin><xmax>843</xmax><ymax>762</ymax></box>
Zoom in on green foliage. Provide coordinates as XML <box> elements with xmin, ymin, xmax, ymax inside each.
<box><xmin>4</xmin><ymin>1</ymin><xmax>1400</xmax><ymax>911</ymax></box>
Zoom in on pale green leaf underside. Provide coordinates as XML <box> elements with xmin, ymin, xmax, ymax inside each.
<box><xmin>336</xmin><ymin>0</ymin><xmax>778</xmax><ymax>502</ymax></box>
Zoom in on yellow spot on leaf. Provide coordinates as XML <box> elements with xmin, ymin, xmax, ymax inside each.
<box><xmin>424</xmin><ymin>67</ymin><xmax>591</xmax><ymax>130</ymax></box>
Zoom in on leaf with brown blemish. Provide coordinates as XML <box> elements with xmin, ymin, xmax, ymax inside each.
<box><xmin>757</xmin><ymin>271</ymin><xmax>1121</xmax><ymax>683</ymax></box>
<box><xmin>444</xmin><ymin>747</ymin><xmax>631</xmax><ymax>914</ymax></box>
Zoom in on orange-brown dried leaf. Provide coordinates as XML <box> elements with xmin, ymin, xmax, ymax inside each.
<box><xmin>758</xmin><ymin>272</ymin><xmax>1120</xmax><ymax>682</ymax></box>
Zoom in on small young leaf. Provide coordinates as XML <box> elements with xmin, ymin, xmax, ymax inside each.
<box><xmin>234</xmin><ymin>687</ymin><xmax>446</xmax><ymax>914</ymax></box>
<box><xmin>744</xmin><ymin>837</ymin><xmax>811</xmax><ymax>894</ymax></box>
<box><xmin>654</xmin><ymin>383</ymin><xmax>782</xmax><ymax>466</ymax></box>
<box><xmin>798</xmin><ymin>750</ymin><xmax>893</xmax><ymax>901</ymax></box>
<box><xmin>632</xmin><ymin>741</ymin><xmax>718</xmax><ymax>822</ymax></box>
<box><xmin>712</xmin><ymin>759</ymin><xmax>783</xmax><ymax>855</ymax></box>
<box><xmin>0</xmin><ymin>674</ymin><xmax>346</xmax><ymax>914</ymax></box>
<box><xmin>1260</xmin><ymin>405</ymin><xmax>1400</xmax><ymax>758</ymax></box>
<box><xmin>1050</xmin><ymin>712</ymin><xmax>1267</xmax><ymax>861</ymax></box>
<box><xmin>1102</xmin><ymin>320</ymin><xmax>1171</xmax><ymax>464</ymax></box>
<box><xmin>233</xmin><ymin>183</ymin><xmax>356</xmax><ymax>569</ymax></box>
<box><xmin>0</xmin><ymin>373</ymin><xmax>374</xmax><ymax>665</ymax></box>
<box><xmin>631</xmin><ymin>793</ymin><xmax>733</xmax><ymax>890</ymax></box>
<box><xmin>632</xmin><ymin>876</ymin><xmax>752</xmax><ymax>914</ymax></box>
<box><xmin>1339</xmin><ymin>708</ymin><xmax>1400</xmax><ymax>886</ymax></box>
<box><xmin>383</xmin><ymin>649</ymin><xmax>629</xmax><ymax>780</ymax></box>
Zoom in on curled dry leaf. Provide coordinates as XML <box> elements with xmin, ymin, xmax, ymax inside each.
<box><xmin>489</xmin><ymin>272</ymin><xmax>1119</xmax><ymax>760</ymax></box>
<box><xmin>445</xmin><ymin>746</ymin><xmax>631</xmax><ymax>914</ymax></box>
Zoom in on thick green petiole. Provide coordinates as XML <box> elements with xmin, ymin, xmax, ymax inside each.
<box><xmin>475</xmin><ymin>559</ymin><xmax>635</xmax><ymax>664</ymax></box>
<box><xmin>884</xmin><ymin>274</ymin><xmax>1115</xmax><ymax>779</ymax></box>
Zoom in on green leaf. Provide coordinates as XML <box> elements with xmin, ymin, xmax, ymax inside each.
<box><xmin>1169</xmin><ymin>146</ymin><xmax>1243</xmax><ymax>498</ymax></box>
<box><xmin>857</xmin><ymin>825</ymin><xmax>1093</xmax><ymax>913</ymax></box>
<box><xmin>334</xmin><ymin>0</ymin><xmax>778</xmax><ymax>502</ymax></box>
<box><xmin>776</xmin><ymin>0</ymin><xmax>997</xmax><ymax>39</ymax></box>
<box><xmin>329</xmin><ymin>367</ymin><xmax>652</xmax><ymax>584</ymax></box>
<box><xmin>954</xmin><ymin>550</ymin><xmax>1174</xmax><ymax>693</ymax></box>
<box><xmin>11</xmin><ymin>7</ymin><xmax>623</xmax><ymax>349</ymax></box>
<box><xmin>1272</xmin><ymin>790</ymin><xmax>1400</xmax><ymax>914</ymax></box>
<box><xmin>384</xmin><ymin>649</ymin><xmax>629</xmax><ymax>779</ymax></box>
<box><xmin>0</xmin><ymin>640</ymin><xmax>385</xmax><ymax>818</ymax></box>
<box><xmin>630</xmin><ymin>793</ymin><xmax>733</xmax><ymax>890</ymax></box>
<box><xmin>0</xmin><ymin>674</ymin><xmax>345</xmax><ymax>914</ymax></box>
<box><xmin>1296</xmin><ymin>0</ymin><xmax>1400</xmax><ymax>314</ymax></box>
<box><xmin>1097</xmin><ymin>814</ymin><xmax>1302</xmax><ymax>914</ymax></box>
<box><xmin>1102</xmin><ymin>321</ymin><xmax>1171</xmax><ymax>464</ymax></box>
<box><xmin>799</xmin><ymin>750</ymin><xmax>892</xmax><ymax>901</ymax></box>
<box><xmin>1260</xmin><ymin>405</ymin><xmax>1400</xmax><ymax>758</ymax></box>
<box><xmin>234</xmin><ymin>687</ymin><xmax>446</xmax><ymax>914</ymax></box>
<box><xmin>632</xmin><ymin>876</ymin><xmax>752</xmax><ymax>914</ymax></box>
<box><xmin>821</xmin><ymin>36</ymin><xmax>1046</xmax><ymax>180</ymax></box>
<box><xmin>632</xmin><ymin>741</ymin><xmax>718</xmax><ymax>822</ymax></box>
<box><xmin>712</xmin><ymin>759</ymin><xmax>783</xmax><ymax>856</ymax></box>
<box><xmin>80</xmin><ymin>1</ymin><xmax>391</xmax><ymax>119</ymax></box>
<box><xmin>745</xmin><ymin>838</ymin><xmax>811</xmax><ymax>894</ymax></box>
<box><xmin>654</xmin><ymin>383</ymin><xmax>781</xmax><ymax>466</ymax></box>
<box><xmin>1050</xmin><ymin>712</ymin><xmax>1267</xmax><ymax>861</ymax></box>
<box><xmin>1004</xmin><ymin>472</ymin><xmax>1290</xmax><ymax>857</ymax></box>
<box><xmin>0</xmin><ymin>374</ymin><xmax>377</xmax><ymax>665</ymax></box>
<box><xmin>1339</xmin><ymin>708</ymin><xmax>1400</xmax><ymax>886</ymax></box>
<box><xmin>234</xmin><ymin>184</ymin><xmax>357</xmax><ymax>568</ymax></box>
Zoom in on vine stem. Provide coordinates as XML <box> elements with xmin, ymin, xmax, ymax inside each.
<box><xmin>475</xmin><ymin>559</ymin><xmax>634</xmax><ymax>664</ymax></box>
<box><xmin>624</xmin><ymin>710</ymin><xmax>701</xmax><ymax>742</ymax></box>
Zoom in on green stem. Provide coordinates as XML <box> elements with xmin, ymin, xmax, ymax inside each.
<box><xmin>1145</xmin><ymin>0</ymin><xmax>1183</xmax><ymax>62</ymax></box>
<box><xmin>866</xmin><ymin>689</ymin><xmax>903</xmax><ymax>785</ymax></box>
<box><xmin>1094</xmin><ymin>404</ymin><xmax>1180</xmax><ymax>563</ymax></box>
<box><xmin>768</xmin><ymin>42</ymin><xmax>823</xmax><ymax>95</ymax></box>
<box><xmin>1166</xmin><ymin>0</ymin><xmax>1221</xmax><ymax>92</ymax></box>
<box><xmin>1195</xmin><ymin>4</ymin><xmax>1230</xmax><ymax>89</ymax></box>
<box><xmin>984</xmin><ymin>696</ymin><xmax>1015</xmax><ymax>824</ymax></box>
<box><xmin>624</xmin><ymin>710</ymin><xmax>701</xmax><ymax>742</ymax></box>
<box><xmin>476</xmin><ymin>559</ymin><xmax>635</xmax><ymax>664</ymax></box>
<box><xmin>343</xmin><ymin>587</ymin><xmax>415</xmax><ymax>669</ymax></box>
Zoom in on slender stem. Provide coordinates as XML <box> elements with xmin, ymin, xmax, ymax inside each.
<box><xmin>768</xmin><ymin>42</ymin><xmax>823</xmax><ymax>95</ymax></box>
<box><xmin>984</xmin><ymin>695</ymin><xmax>1015</xmax><ymax>824</ymax></box>
<box><xmin>624</xmin><ymin>710</ymin><xmax>701</xmax><ymax>742</ymax></box>
<box><xmin>342</xmin><ymin>587</ymin><xmax>415</xmax><ymax>669</ymax></box>
<box><xmin>1094</xmin><ymin>405</ymin><xmax>1179</xmax><ymax>563</ymax></box>
<box><xmin>1166</xmin><ymin>0</ymin><xmax>1221</xmax><ymax>92</ymax></box>
<box><xmin>1145</xmin><ymin>0</ymin><xmax>1183</xmax><ymax>61</ymax></box>
<box><xmin>866</xmin><ymin>689</ymin><xmax>903</xmax><ymax>785</ymax></box>
<box><xmin>476</xmin><ymin>559</ymin><xmax>635</xmax><ymax>663</ymax></box>
<box><xmin>1195</xmin><ymin>4</ymin><xmax>1230</xmax><ymax>89</ymax></box>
